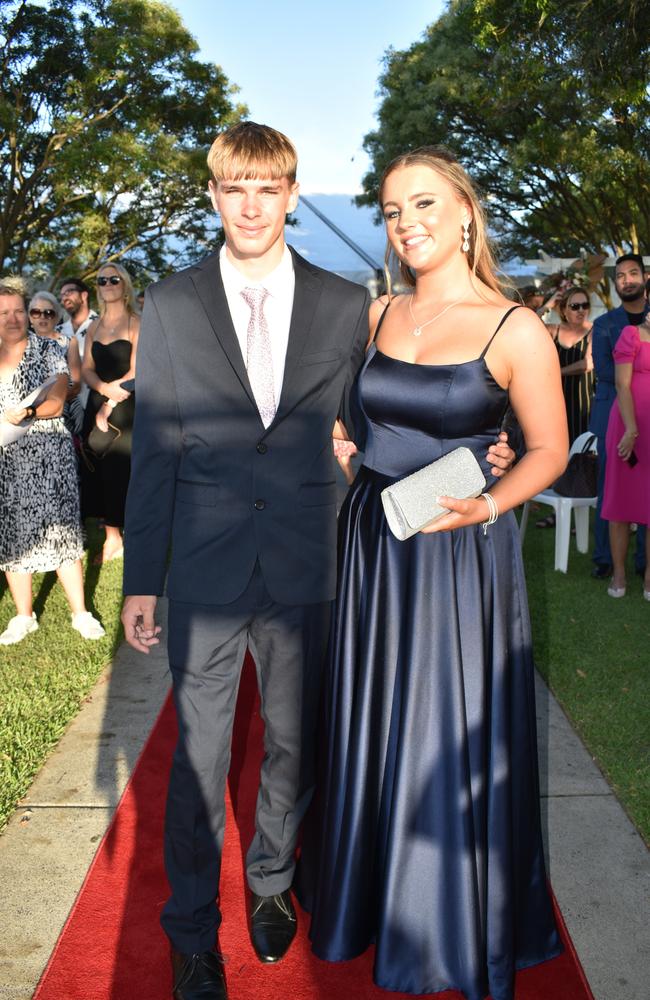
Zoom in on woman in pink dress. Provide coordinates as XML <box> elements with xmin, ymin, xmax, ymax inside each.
<box><xmin>602</xmin><ymin>321</ymin><xmax>650</xmax><ymax>599</ymax></box>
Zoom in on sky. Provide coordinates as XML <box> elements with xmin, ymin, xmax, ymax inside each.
<box><xmin>170</xmin><ymin>0</ymin><xmax>446</xmax><ymax>194</ymax></box>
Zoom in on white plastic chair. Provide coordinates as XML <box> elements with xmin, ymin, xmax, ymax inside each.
<box><xmin>519</xmin><ymin>431</ymin><xmax>598</xmax><ymax>573</ymax></box>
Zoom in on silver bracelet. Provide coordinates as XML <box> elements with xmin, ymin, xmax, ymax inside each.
<box><xmin>481</xmin><ymin>491</ymin><xmax>499</xmax><ymax>534</ymax></box>
<box><xmin>106</xmin><ymin>398</ymin><xmax>117</xmax><ymax>410</ymax></box>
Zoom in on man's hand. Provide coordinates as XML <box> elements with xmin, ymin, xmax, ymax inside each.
<box><xmin>121</xmin><ymin>595</ymin><xmax>161</xmax><ymax>654</ymax></box>
<box><xmin>487</xmin><ymin>431</ymin><xmax>516</xmax><ymax>478</ymax></box>
<box><xmin>333</xmin><ymin>437</ymin><xmax>358</xmax><ymax>459</ymax></box>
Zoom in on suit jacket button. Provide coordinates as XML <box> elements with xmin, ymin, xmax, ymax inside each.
<box><xmin>254</xmin><ymin>499</ymin><xmax>266</xmax><ymax>510</ymax></box>
<box><xmin>256</xmin><ymin>442</ymin><xmax>268</xmax><ymax>454</ymax></box>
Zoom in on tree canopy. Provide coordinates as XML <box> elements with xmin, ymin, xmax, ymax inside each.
<box><xmin>0</xmin><ymin>0</ymin><xmax>245</xmax><ymax>285</ymax></box>
<box><xmin>359</xmin><ymin>0</ymin><xmax>650</xmax><ymax>261</ymax></box>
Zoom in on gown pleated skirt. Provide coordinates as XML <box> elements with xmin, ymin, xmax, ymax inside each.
<box><xmin>299</xmin><ymin>468</ymin><xmax>561</xmax><ymax>998</ymax></box>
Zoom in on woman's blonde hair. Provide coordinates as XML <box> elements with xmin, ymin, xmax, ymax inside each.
<box><xmin>378</xmin><ymin>146</ymin><xmax>504</xmax><ymax>296</ymax></box>
<box><xmin>0</xmin><ymin>275</ymin><xmax>28</xmax><ymax>300</ymax></box>
<box><xmin>29</xmin><ymin>289</ymin><xmax>62</xmax><ymax>322</ymax></box>
<box><xmin>96</xmin><ymin>261</ymin><xmax>138</xmax><ymax>316</ymax></box>
<box><xmin>557</xmin><ymin>285</ymin><xmax>590</xmax><ymax>323</ymax></box>
<box><xmin>207</xmin><ymin>122</ymin><xmax>298</xmax><ymax>184</ymax></box>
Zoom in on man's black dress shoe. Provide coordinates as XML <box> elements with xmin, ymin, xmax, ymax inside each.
<box><xmin>250</xmin><ymin>889</ymin><xmax>297</xmax><ymax>963</ymax></box>
<box><xmin>591</xmin><ymin>563</ymin><xmax>613</xmax><ymax>579</ymax></box>
<box><xmin>171</xmin><ymin>948</ymin><xmax>227</xmax><ymax>1000</ymax></box>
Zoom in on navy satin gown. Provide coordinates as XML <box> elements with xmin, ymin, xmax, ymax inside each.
<box><xmin>298</xmin><ymin>308</ymin><xmax>561</xmax><ymax>999</ymax></box>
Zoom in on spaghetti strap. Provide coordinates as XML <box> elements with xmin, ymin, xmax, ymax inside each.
<box><xmin>479</xmin><ymin>305</ymin><xmax>521</xmax><ymax>359</ymax></box>
<box><xmin>369</xmin><ymin>299</ymin><xmax>391</xmax><ymax>346</ymax></box>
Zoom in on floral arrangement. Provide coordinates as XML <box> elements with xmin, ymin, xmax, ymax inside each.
<box><xmin>541</xmin><ymin>252</ymin><xmax>607</xmax><ymax>295</ymax></box>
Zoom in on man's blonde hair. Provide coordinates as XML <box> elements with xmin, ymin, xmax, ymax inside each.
<box><xmin>207</xmin><ymin>122</ymin><xmax>298</xmax><ymax>184</ymax></box>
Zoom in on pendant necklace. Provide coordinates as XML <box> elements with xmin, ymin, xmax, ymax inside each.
<box><xmin>408</xmin><ymin>295</ymin><xmax>463</xmax><ymax>337</ymax></box>
<box><xmin>100</xmin><ymin>316</ymin><xmax>119</xmax><ymax>338</ymax></box>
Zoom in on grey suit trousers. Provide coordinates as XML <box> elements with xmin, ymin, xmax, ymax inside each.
<box><xmin>161</xmin><ymin>563</ymin><xmax>330</xmax><ymax>954</ymax></box>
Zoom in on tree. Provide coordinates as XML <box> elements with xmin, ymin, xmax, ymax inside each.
<box><xmin>358</xmin><ymin>0</ymin><xmax>650</xmax><ymax>262</ymax></box>
<box><xmin>0</xmin><ymin>0</ymin><xmax>245</xmax><ymax>285</ymax></box>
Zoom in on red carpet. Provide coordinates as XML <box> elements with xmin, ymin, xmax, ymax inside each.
<box><xmin>35</xmin><ymin>654</ymin><xmax>594</xmax><ymax>1000</ymax></box>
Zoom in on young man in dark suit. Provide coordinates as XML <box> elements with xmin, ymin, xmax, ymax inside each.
<box><xmin>121</xmin><ymin>123</ymin><xmax>370</xmax><ymax>999</ymax></box>
<box><xmin>122</xmin><ymin>122</ymin><xmax>512</xmax><ymax>999</ymax></box>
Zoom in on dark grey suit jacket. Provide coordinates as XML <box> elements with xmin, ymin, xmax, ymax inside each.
<box><xmin>123</xmin><ymin>246</ymin><xmax>370</xmax><ymax>605</ymax></box>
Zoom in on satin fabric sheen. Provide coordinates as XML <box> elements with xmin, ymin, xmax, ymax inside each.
<box><xmin>297</xmin><ymin>336</ymin><xmax>561</xmax><ymax>999</ymax></box>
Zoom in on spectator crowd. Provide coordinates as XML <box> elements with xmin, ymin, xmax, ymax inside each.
<box><xmin>522</xmin><ymin>255</ymin><xmax>649</xmax><ymax>595</ymax></box>
<box><xmin>0</xmin><ymin>251</ymin><xmax>648</xmax><ymax>648</ymax></box>
<box><xmin>0</xmin><ymin>265</ymin><xmax>140</xmax><ymax>644</ymax></box>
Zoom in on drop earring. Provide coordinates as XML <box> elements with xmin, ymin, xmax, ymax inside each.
<box><xmin>462</xmin><ymin>220</ymin><xmax>471</xmax><ymax>253</ymax></box>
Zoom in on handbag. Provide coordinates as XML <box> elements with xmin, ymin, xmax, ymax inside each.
<box><xmin>381</xmin><ymin>447</ymin><xmax>487</xmax><ymax>541</ymax></box>
<box><xmin>80</xmin><ymin>422</ymin><xmax>121</xmax><ymax>471</ymax></box>
<box><xmin>553</xmin><ymin>435</ymin><xmax>597</xmax><ymax>497</ymax></box>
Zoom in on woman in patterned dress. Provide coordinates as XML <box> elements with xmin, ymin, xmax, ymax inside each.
<box><xmin>0</xmin><ymin>285</ymin><xmax>105</xmax><ymax>645</ymax></box>
<box><xmin>29</xmin><ymin>290</ymin><xmax>84</xmax><ymax>436</ymax></box>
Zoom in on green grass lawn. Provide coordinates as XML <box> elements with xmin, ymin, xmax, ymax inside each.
<box><xmin>522</xmin><ymin>514</ymin><xmax>650</xmax><ymax>844</ymax></box>
<box><xmin>1</xmin><ymin>514</ymin><xmax>648</xmax><ymax>843</ymax></box>
<box><xmin>0</xmin><ymin>527</ymin><xmax>124</xmax><ymax>830</ymax></box>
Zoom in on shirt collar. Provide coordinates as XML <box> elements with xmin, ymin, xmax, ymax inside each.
<box><xmin>219</xmin><ymin>244</ymin><xmax>294</xmax><ymax>298</ymax></box>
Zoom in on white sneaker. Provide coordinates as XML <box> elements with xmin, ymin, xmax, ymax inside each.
<box><xmin>71</xmin><ymin>611</ymin><xmax>106</xmax><ymax>640</ymax></box>
<box><xmin>0</xmin><ymin>613</ymin><xmax>39</xmax><ymax>645</ymax></box>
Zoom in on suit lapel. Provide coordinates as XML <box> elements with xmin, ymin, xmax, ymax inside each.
<box><xmin>273</xmin><ymin>248</ymin><xmax>323</xmax><ymax>426</ymax></box>
<box><xmin>190</xmin><ymin>251</ymin><xmax>258</xmax><ymax>413</ymax></box>
<box><xmin>189</xmin><ymin>246</ymin><xmax>323</xmax><ymax>430</ymax></box>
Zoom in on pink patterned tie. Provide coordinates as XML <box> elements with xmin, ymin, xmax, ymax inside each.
<box><xmin>240</xmin><ymin>286</ymin><xmax>276</xmax><ymax>428</ymax></box>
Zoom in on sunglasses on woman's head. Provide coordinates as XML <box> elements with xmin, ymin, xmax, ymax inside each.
<box><xmin>569</xmin><ymin>302</ymin><xmax>589</xmax><ymax>311</ymax></box>
<box><xmin>97</xmin><ymin>275</ymin><xmax>122</xmax><ymax>286</ymax></box>
<box><xmin>29</xmin><ymin>308</ymin><xmax>57</xmax><ymax>319</ymax></box>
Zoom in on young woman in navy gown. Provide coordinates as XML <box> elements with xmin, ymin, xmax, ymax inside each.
<box><xmin>298</xmin><ymin>148</ymin><xmax>568</xmax><ymax>1000</ymax></box>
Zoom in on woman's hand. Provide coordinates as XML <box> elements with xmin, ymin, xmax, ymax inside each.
<box><xmin>420</xmin><ymin>495</ymin><xmax>492</xmax><ymax>534</ymax></box>
<box><xmin>617</xmin><ymin>429</ymin><xmax>637</xmax><ymax>461</ymax></box>
<box><xmin>3</xmin><ymin>406</ymin><xmax>28</xmax><ymax>425</ymax></box>
<box><xmin>95</xmin><ymin>402</ymin><xmax>113</xmax><ymax>432</ymax></box>
<box><xmin>103</xmin><ymin>380</ymin><xmax>130</xmax><ymax>403</ymax></box>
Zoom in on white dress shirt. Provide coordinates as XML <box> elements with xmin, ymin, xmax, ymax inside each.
<box><xmin>59</xmin><ymin>310</ymin><xmax>98</xmax><ymax>360</ymax></box>
<box><xmin>59</xmin><ymin>310</ymin><xmax>98</xmax><ymax>410</ymax></box>
<box><xmin>219</xmin><ymin>244</ymin><xmax>295</xmax><ymax>410</ymax></box>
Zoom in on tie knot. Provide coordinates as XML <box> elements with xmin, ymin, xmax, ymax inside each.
<box><xmin>241</xmin><ymin>286</ymin><xmax>269</xmax><ymax>312</ymax></box>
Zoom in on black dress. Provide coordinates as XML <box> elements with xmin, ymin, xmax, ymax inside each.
<box><xmin>299</xmin><ymin>308</ymin><xmax>561</xmax><ymax>999</ymax></box>
<box><xmin>81</xmin><ymin>339</ymin><xmax>134</xmax><ymax>527</ymax></box>
<box><xmin>552</xmin><ymin>325</ymin><xmax>593</xmax><ymax>442</ymax></box>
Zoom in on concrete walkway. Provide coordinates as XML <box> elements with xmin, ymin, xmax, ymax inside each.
<box><xmin>0</xmin><ymin>602</ymin><xmax>648</xmax><ymax>1000</ymax></box>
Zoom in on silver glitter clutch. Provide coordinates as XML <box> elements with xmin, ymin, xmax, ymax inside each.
<box><xmin>381</xmin><ymin>447</ymin><xmax>486</xmax><ymax>541</ymax></box>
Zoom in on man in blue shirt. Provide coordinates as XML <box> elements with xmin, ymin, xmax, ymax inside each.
<box><xmin>590</xmin><ymin>253</ymin><xmax>647</xmax><ymax>577</ymax></box>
